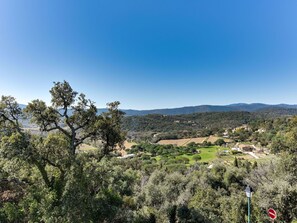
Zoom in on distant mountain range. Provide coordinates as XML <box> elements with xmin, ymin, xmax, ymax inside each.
<box><xmin>19</xmin><ymin>103</ymin><xmax>297</xmax><ymax>116</ymax></box>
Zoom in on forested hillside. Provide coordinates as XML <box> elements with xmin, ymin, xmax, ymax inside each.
<box><xmin>122</xmin><ymin>112</ymin><xmax>254</xmax><ymax>132</ymax></box>
<box><xmin>1</xmin><ymin>82</ymin><xmax>297</xmax><ymax>222</ymax></box>
<box><xmin>122</xmin><ymin>108</ymin><xmax>297</xmax><ymax>141</ymax></box>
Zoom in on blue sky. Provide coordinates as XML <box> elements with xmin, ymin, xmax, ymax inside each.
<box><xmin>1</xmin><ymin>0</ymin><xmax>297</xmax><ymax>109</ymax></box>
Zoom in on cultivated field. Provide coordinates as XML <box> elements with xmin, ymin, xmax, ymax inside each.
<box><xmin>158</xmin><ymin>136</ymin><xmax>232</xmax><ymax>146</ymax></box>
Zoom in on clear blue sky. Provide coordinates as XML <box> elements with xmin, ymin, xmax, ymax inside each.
<box><xmin>1</xmin><ymin>0</ymin><xmax>297</xmax><ymax>109</ymax></box>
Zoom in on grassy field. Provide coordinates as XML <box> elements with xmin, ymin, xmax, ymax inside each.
<box><xmin>152</xmin><ymin>146</ymin><xmax>222</xmax><ymax>164</ymax></box>
<box><xmin>177</xmin><ymin>146</ymin><xmax>223</xmax><ymax>164</ymax></box>
<box><xmin>199</xmin><ymin>146</ymin><xmax>221</xmax><ymax>162</ymax></box>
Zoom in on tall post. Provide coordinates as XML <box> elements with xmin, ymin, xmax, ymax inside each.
<box><xmin>245</xmin><ymin>185</ymin><xmax>252</xmax><ymax>223</ymax></box>
<box><xmin>247</xmin><ymin>196</ymin><xmax>250</xmax><ymax>223</ymax></box>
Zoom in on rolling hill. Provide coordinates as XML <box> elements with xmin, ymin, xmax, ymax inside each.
<box><xmin>19</xmin><ymin>103</ymin><xmax>297</xmax><ymax>116</ymax></box>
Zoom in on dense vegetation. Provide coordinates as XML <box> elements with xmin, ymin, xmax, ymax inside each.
<box><xmin>1</xmin><ymin>82</ymin><xmax>297</xmax><ymax>222</ymax></box>
<box><xmin>123</xmin><ymin>112</ymin><xmax>254</xmax><ymax>133</ymax></box>
<box><xmin>122</xmin><ymin>108</ymin><xmax>297</xmax><ymax>142</ymax></box>
<box><xmin>123</xmin><ymin>112</ymin><xmax>255</xmax><ymax>142</ymax></box>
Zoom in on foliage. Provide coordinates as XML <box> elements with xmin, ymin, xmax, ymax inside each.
<box><xmin>0</xmin><ymin>81</ymin><xmax>126</xmax><ymax>222</ymax></box>
<box><xmin>123</xmin><ymin>111</ymin><xmax>255</xmax><ymax>133</ymax></box>
<box><xmin>1</xmin><ymin>81</ymin><xmax>297</xmax><ymax>222</ymax></box>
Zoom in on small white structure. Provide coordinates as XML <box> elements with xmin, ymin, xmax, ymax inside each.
<box><xmin>232</xmin><ymin>147</ymin><xmax>241</xmax><ymax>152</ymax></box>
<box><xmin>207</xmin><ymin>164</ymin><xmax>214</xmax><ymax>169</ymax></box>
<box><xmin>118</xmin><ymin>154</ymin><xmax>135</xmax><ymax>159</ymax></box>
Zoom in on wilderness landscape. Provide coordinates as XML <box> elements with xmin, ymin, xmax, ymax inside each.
<box><xmin>1</xmin><ymin>81</ymin><xmax>297</xmax><ymax>222</ymax></box>
<box><xmin>2</xmin><ymin>0</ymin><xmax>297</xmax><ymax>222</ymax></box>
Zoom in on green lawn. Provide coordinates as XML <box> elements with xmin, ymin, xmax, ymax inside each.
<box><xmin>178</xmin><ymin>146</ymin><xmax>225</xmax><ymax>164</ymax></box>
<box><xmin>199</xmin><ymin>146</ymin><xmax>221</xmax><ymax>162</ymax></box>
